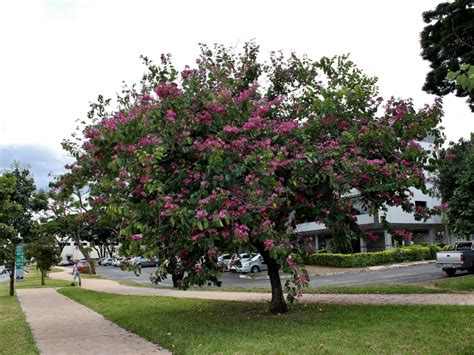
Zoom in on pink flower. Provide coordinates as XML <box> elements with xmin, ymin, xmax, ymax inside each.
<box><xmin>223</xmin><ymin>125</ymin><xmax>239</xmax><ymax>134</ymax></box>
<box><xmin>91</xmin><ymin>194</ymin><xmax>107</xmax><ymax>205</ymax></box>
<box><xmin>243</xmin><ymin>116</ymin><xmax>264</xmax><ymax>131</ymax></box>
<box><xmin>233</xmin><ymin>224</ymin><xmax>249</xmax><ymax>239</ymax></box>
<box><xmin>207</xmin><ymin>247</ymin><xmax>217</xmax><ymax>257</ymax></box>
<box><xmin>195</xmin><ymin>210</ymin><xmax>208</xmax><ymax>219</ymax></box>
<box><xmin>366</xmin><ymin>231</ymin><xmax>379</xmax><ymax>242</ymax></box>
<box><xmin>435</xmin><ymin>202</ymin><xmax>448</xmax><ymax>212</ymax></box>
<box><xmin>286</xmin><ymin>256</ymin><xmax>298</xmax><ymax>269</ymax></box>
<box><xmin>196</xmin><ymin>111</ymin><xmax>212</xmax><ymax>124</ymax></box>
<box><xmin>235</xmin><ymin>84</ymin><xmax>257</xmax><ymax>104</ymax></box>
<box><xmin>263</xmin><ymin>239</ymin><xmax>274</xmax><ymax>250</ymax></box>
<box><xmin>190</xmin><ymin>233</ymin><xmax>205</xmax><ymax>241</ymax></box>
<box><xmin>274</xmin><ymin>120</ymin><xmax>298</xmax><ymax>134</ymax></box>
<box><xmin>131</xmin><ymin>234</ymin><xmax>142</xmax><ymax>241</ymax></box>
<box><xmin>217</xmin><ymin>210</ymin><xmax>229</xmax><ymax>219</ymax></box>
<box><xmin>166</xmin><ymin>109</ymin><xmax>177</xmax><ymax>123</ymax></box>
<box><xmin>395</xmin><ymin>230</ymin><xmax>413</xmax><ymax>241</ymax></box>
<box><xmin>155</xmin><ymin>83</ymin><xmax>181</xmax><ymax>98</ymax></box>
<box><xmin>296</xmin><ymin>272</ymin><xmax>309</xmax><ymax>285</ymax></box>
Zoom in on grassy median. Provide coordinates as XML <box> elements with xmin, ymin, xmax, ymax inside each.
<box><xmin>59</xmin><ymin>288</ymin><xmax>474</xmax><ymax>354</ymax></box>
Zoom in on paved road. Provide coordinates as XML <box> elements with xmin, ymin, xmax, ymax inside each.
<box><xmin>92</xmin><ymin>264</ymin><xmax>472</xmax><ymax>289</ymax></box>
<box><xmin>0</xmin><ymin>265</ymin><xmax>8</xmax><ymax>283</ymax></box>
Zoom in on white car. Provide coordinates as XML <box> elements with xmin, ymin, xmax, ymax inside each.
<box><xmin>228</xmin><ymin>253</ymin><xmax>258</xmax><ymax>272</ymax></box>
<box><xmin>101</xmin><ymin>258</ymin><xmax>114</xmax><ymax>266</ymax></box>
<box><xmin>217</xmin><ymin>254</ymin><xmax>233</xmax><ymax>271</ymax></box>
<box><xmin>113</xmin><ymin>258</ymin><xmax>123</xmax><ymax>267</ymax></box>
<box><xmin>235</xmin><ymin>254</ymin><xmax>267</xmax><ymax>273</ymax></box>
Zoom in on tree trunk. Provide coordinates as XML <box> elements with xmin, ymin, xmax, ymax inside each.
<box><xmin>41</xmin><ymin>270</ymin><xmax>45</xmax><ymax>285</ymax></box>
<box><xmin>255</xmin><ymin>242</ymin><xmax>288</xmax><ymax>314</ymax></box>
<box><xmin>9</xmin><ymin>270</ymin><xmax>14</xmax><ymax>296</ymax></box>
<box><xmin>9</xmin><ymin>246</ymin><xmax>15</xmax><ymax>296</ymax></box>
<box><xmin>74</xmin><ymin>235</ymin><xmax>96</xmax><ymax>274</ymax></box>
<box><xmin>171</xmin><ymin>272</ymin><xmax>184</xmax><ymax>288</ymax></box>
<box><xmin>266</xmin><ymin>258</ymin><xmax>288</xmax><ymax>313</ymax></box>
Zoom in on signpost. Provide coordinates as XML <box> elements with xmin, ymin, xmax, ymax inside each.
<box><xmin>15</xmin><ymin>244</ymin><xmax>24</xmax><ymax>280</ymax></box>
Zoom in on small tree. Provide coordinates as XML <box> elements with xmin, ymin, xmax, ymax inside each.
<box><xmin>25</xmin><ymin>236</ymin><xmax>61</xmax><ymax>285</ymax></box>
<box><xmin>0</xmin><ymin>166</ymin><xmax>47</xmax><ymax>295</ymax></box>
<box><xmin>45</xmin><ymin>183</ymin><xmax>96</xmax><ymax>274</ymax></box>
<box><xmin>0</xmin><ymin>175</ymin><xmax>21</xmax><ymax>296</ymax></box>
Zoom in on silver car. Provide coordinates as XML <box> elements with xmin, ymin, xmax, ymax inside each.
<box><xmin>235</xmin><ymin>254</ymin><xmax>267</xmax><ymax>273</ymax></box>
<box><xmin>131</xmin><ymin>257</ymin><xmax>157</xmax><ymax>267</ymax></box>
<box><xmin>101</xmin><ymin>257</ymin><xmax>114</xmax><ymax>266</ymax></box>
<box><xmin>217</xmin><ymin>254</ymin><xmax>233</xmax><ymax>271</ymax></box>
<box><xmin>228</xmin><ymin>253</ymin><xmax>258</xmax><ymax>272</ymax></box>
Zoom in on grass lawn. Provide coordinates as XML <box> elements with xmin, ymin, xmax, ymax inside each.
<box><xmin>15</xmin><ymin>268</ymin><xmax>72</xmax><ymax>289</ymax></box>
<box><xmin>0</xmin><ymin>281</ymin><xmax>38</xmax><ymax>354</ymax></box>
<box><xmin>434</xmin><ymin>274</ymin><xmax>474</xmax><ymax>292</ymax></box>
<box><xmin>306</xmin><ymin>284</ymin><xmax>445</xmax><ymax>294</ymax></box>
<box><xmin>59</xmin><ymin>288</ymin><xmax>474</xmax><ymax>354</ymax></box>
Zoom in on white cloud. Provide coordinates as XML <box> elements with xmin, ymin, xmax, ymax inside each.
<box><xmin>0</xmin><ymin>0</ymin><xmax>472</xmax><ymax>160</ymax></box>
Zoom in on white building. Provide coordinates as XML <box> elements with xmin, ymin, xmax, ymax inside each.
<box><xmin>295</xmin><ymin>139</ymin><xmax>447</xmax><ymax>252</ymax></box>
<box><xmin>60</xmin><ymin>240</ymin><xmax>100</xmax><ymax>262</ymax></box>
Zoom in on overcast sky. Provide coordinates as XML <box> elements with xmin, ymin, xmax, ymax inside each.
<box><xmin>0</xmin><ymin>0</ymin><xmax>472</xmax><ymax>190</ymax></box>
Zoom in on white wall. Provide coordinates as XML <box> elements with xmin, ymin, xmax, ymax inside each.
<box><xmin>60</xmin><ymin>241</ymin><xmax>100</xmax><ymax>261</ymax></box>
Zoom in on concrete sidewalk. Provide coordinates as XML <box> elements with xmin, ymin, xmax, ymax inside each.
<box><xmin>50</xmin><ymin>268</ymin><xmax>474</xmax><ymax>306</ymax></box>
<box><xmin>16</xmin><ymin>288</ymin><xmax>170</xmax><ymax>355</ymax></box>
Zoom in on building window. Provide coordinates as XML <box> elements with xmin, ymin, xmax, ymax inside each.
<box><xmin>415</xmin><ymin>201</ymin><xmax>427</xmax><ymax>209</ymax></box>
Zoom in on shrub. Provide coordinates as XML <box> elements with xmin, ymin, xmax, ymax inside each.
<box><xmin>307</xmin><ymin>245</ymin><xmax>441</xmax><ymax>268</ymax></box>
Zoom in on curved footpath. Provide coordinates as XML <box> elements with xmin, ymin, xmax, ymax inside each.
<box><xmin>50</xmin><ymin>268</ymin><xmax>474</xmax><ymax>306</ymax></box>
<box><xmin>16</xmin><ymin>288</ymin><xmax>169</xmax><ymax>355</ymax></box>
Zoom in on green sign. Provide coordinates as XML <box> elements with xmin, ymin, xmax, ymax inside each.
<box><xmin>16</xmin><ymin>244</ymin><xmax>24</xmax><ymax>279</ymax></box>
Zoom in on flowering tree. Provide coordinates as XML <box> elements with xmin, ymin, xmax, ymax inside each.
<box><xmin>60</xmin><ymin>42</ymin><xmax>443</xmax><ymax>313</ymax></box>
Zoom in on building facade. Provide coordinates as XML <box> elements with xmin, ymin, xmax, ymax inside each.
<box><xmin>295</xmin><ymin>139</ymin><xmax>450</xmax><ymax>252</ymax></box>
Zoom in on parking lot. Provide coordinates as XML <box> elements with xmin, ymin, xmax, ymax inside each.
<box><xmin>90</xmin><ymin>263</ymin><xmax>472</xmax><ymax>289</ymax></box>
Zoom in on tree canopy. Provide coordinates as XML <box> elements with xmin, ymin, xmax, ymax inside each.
<box><xmin>25</xmin><ymin>235</ymin><xmax>61</xmax><ymax>285</ymax></box>
<box><xmin>59</xmin><ymin>42</ymin><xmax>443</xmax><ymax>313</ymax></box>
<box><xmin>420</xmin><ymin>0</ymin><xmax>474</xmax><ymax>110</ymax></box>
<box><xmin>0</xmin><ymin>166</ymin><xmax>46</xmax><ymax>295</ymax></box>
<box><xmin>437</xmin><ymin>133</ymin><xmax>474</xmax><ymax>236</ymax></box>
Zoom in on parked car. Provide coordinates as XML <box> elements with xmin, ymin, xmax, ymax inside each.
<box><xmin>58</xmin><ymin>259</ymin><xmax>74</xmax><ymax>266</ymax></box>
<box><xmin>101</xmin><ymin>257</ymin><xmax>114</xmax><ymax>266</ymax></box>
<box><xmin>228</xmin><ymin>253</ymin><xmax>258</xmax><ymax>272</ymax></box>
<box><xmin>217</xmin><ymin>254</ymin><xmax>233</xmax><ymax>271</ymax></box>
<box><xmin>97</xmin><ymin>258</ymin><xmax>105</xmax><ymax>265</ymax></box>
<box><xmin>113</xmin><ymin>257</ymin><xmax>124</xmax><ymax>267</ymax></box>
<box><xmin>131</xmin><ymin>256</ymin><xmax>157</xmax><ymax>267</ymax></box>
<box><xmin>235</xmin><ymin>254</ymin><xmax>267</xmax><ymax>273</ymax></box>
<box><xmin>436</xmin><ymin>241</ymin><xmax>474</xmax><ymax>276</ymax></box>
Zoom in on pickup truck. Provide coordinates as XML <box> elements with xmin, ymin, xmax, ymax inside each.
<box><xmin>436</xmin><ymin>241</ymin><xmax>474</xmax><ymax>276</ymax></box>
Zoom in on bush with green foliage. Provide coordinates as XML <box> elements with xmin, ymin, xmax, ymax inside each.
<box><xmin>306</xmin><ymin>245</ymin><xmax>442</xmax><ymax>268</ymax></box>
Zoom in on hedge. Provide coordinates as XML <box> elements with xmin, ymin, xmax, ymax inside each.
<box><xmin>306</xmin><ymin>245</ymin><xmax>442</xmax><ymax>268</ymax></box>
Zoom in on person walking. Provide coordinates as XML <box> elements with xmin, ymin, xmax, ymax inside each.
<box><xmin>71</xmin><ymin>260</ymin><xmax>82</xmax><ymax>287</ymax></box>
